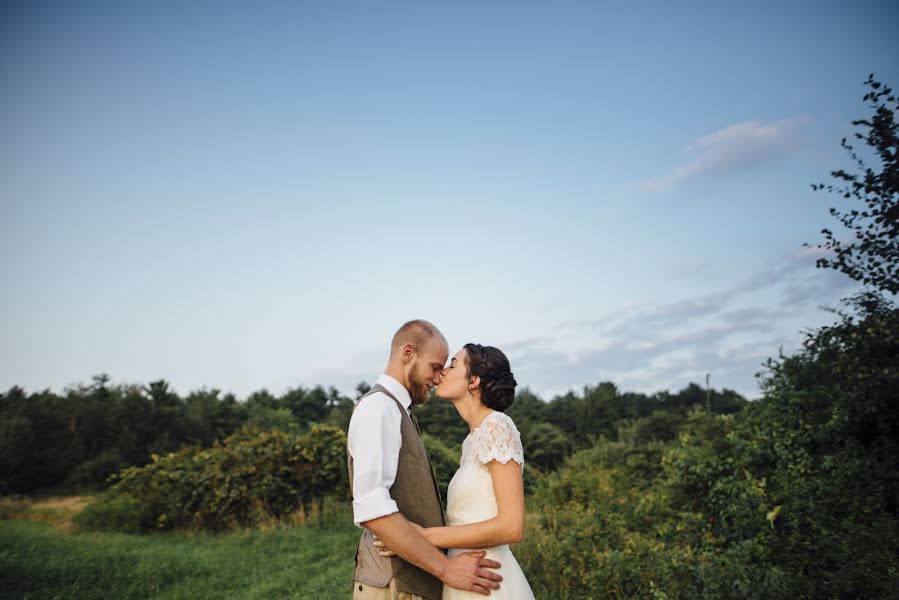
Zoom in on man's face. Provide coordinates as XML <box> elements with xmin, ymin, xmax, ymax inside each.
<box><xmin>407</xmin><ymin>338</ymin><xmax>449</xmax><ymax>406</ymax></box>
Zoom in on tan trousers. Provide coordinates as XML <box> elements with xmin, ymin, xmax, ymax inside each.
<box><xmin>353</xmin><ymin>579</ymin><xmax>426</xmax><ymax>600</ymax></box>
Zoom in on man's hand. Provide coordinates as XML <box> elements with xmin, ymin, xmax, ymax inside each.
<box><xmin>363</xmin><ymin>513</ymin><xmax>501</xmax><ymax>595</ymax></box>
<box><xmin>440</xmin><ymin>551</ymin><xmax>502</xmax><ymax>596</ymax></box>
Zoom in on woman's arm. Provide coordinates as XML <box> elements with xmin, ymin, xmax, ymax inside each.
<box><xmin>422</xmin><ymin>459</ymin><xmax>525</xmax><ymax>550</ymax></box>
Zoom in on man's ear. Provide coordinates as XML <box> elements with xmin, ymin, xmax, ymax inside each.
<box><xmin>402</xmin><ymin>343</ymin><xmax>416</xmax><ymax>363</ymax></box>
<box><xmin>468</xmin><ymin>375</ymin><xmax>480</xmax><ymax>393</ymax></box>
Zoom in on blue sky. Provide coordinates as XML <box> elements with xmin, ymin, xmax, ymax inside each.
<box><xmin>2</xmin><ymin>1</ymin><xmax>897</xmax><ymax>400</ymax></box>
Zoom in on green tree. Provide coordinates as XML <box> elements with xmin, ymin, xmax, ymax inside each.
<box><xmin>0</xmin><ymin>387</ymin><xmax>34</xmax><ymax>492</ymax></box>
<box><xmin>354</xmin><ymin>381</ymin><xmax>371</xmax><ymax>399</ymax></box>
<box><xmin>248</xmin><ymin>406</ymin><xmax>301</xmax><ymax>433</ymax></box>
<box><xmin>416</xmin><ymin>394</ymin><xmax>468</xmax><ymax>449</ymax></box>
<box><xmin>809</xmin><ymin>74</ymin><xmax>899</xmax><ymax>295</ymax></box>
<box><xmin>421</xmin><ymin>433</ymin><xmax>461</xmax><ymax>502</ymax></box>
<box><xmin>522</xmin><ymin>422</ymin><xmax>569</xmax><ymax>472</ymax></box>
<box><xmin>505</xmin><ymin>388</ymin><xmax>547</xmax><ymax>426</ymax></box>
<box><xmin>144</xmin><ymin>379</ymin><xmax>186</xmax><ymax>454</ymax></box>
<box><xmin>184</xmin><ymin>388</ymin><xmax>231</xmax><ymax>445</ymax></box>
<box><xmin>739</xmin><ymin>291</ymin><xmax>899</xmax><ymax>597</ymax></box>
<box><xmin>280</xmin><ymin>386</ymin><xmax>330</xmax><ymax>428</ymax></box>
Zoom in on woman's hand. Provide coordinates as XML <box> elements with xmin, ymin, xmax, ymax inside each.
<box><xmin>374</xmin><ymin>523</ymin><xmax>427</xmax><ymax>557</ymax></box>
<box><xmin>373</xmin><ymin>534</ymin><xmax>397</xmax><ymax>557</ymax></box>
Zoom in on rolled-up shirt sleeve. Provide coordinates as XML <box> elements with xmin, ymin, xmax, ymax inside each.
<box><xmin>347</xmin><ymin>392</ymin><xmax>403</xmax><ymax>526</ymax></box>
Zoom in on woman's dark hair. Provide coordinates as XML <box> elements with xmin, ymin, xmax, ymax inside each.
<box><xmin>463</xmin><ymin>343</ymin><xmax>517</xmax><ymax>412</ymax></box>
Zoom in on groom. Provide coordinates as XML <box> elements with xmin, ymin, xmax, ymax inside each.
<box><xmin>347</xmin><ymin>320</ymin><xmax>503</xmax><ymax>599</ymax></box>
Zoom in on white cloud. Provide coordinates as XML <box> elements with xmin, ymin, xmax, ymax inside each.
<box><xmin>639</xmin><ymin>117</ymin><xmax>809</xmax><ymax>191</ymax></box>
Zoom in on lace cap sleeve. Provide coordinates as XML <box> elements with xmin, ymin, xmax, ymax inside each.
<box><xmin>476</xmin><ymin>412</ymin><xmax>524</xmax><ymax>466</ymax></box>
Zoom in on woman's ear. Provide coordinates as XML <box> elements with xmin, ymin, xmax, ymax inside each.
<box><xmin>468</xmin><ymin>375</ymin><xmax>481</xmax><ymax>393</ymax></box>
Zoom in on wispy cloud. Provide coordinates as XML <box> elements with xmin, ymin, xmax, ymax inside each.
<box><xmin>504</xmin><ymin>251</ymin><xmax>856</xmax><ymax>399</ymax></box>
<box><xmin>639</xmin><ymin>117</ymin><xmax>809</xmax><ymax>191</ymax></box>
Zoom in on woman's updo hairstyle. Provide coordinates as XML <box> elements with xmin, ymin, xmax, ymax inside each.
<box><xmin>463</xmin><ymin>343</ymin><xmax>517</xmax><ymax>412</ymax></box>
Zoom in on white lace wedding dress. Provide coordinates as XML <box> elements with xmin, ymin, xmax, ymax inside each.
<box><xmin>442</xmin><ymin>411</ymin><xmax>535</xmax><ymax>600</ymax></box>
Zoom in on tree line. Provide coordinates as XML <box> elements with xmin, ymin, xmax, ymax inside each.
<box><xmin>0</xmin><ymin>379</ymin><xmax>355</xmax><ymax>493</ymax></box>
<box><xmin>0</xmin><ymin>370</ymin><xmax>744</xmax><ymax>494</ymax></box>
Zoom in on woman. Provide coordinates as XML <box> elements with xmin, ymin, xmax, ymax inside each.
<box><xmin>376</xmin><ymin>343</ymin><xmax>535</xmax><ymax>599</ymax></box>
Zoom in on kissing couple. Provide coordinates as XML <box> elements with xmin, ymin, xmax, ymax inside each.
<box><xmin>347</xmin><ymin>320</ymin><xmax>535</xmax><ymax>599</ymax></box>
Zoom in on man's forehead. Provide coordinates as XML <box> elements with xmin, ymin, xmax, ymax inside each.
<box><xmin>421</xmin><ymin>338</ymin><xmax>449</xmax><ymax>360</ymax></box>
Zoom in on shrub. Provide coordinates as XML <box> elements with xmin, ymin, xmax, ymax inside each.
<box><xmin>87</xmin><ymin>424</ymin><xmax>348</xmax><ymax>532</ymax></box>
<box><xmin>64</xmin><ymin>449</ymin><xmax>128</xmax><ymax>489</ymax></box>
<box><xmin>74</xmin><ymin>492</ymin><xmax>152</xmax><ymax>534</ymax></box>
<box><xmin>421</xmin><ymin>433</ymin><xmax>460</xmax><ymax>502</ymax></box>
<box><xmin>518</xmin><ymin>413</ymin><xmax>793</xmax><ymax>599</ymax></box>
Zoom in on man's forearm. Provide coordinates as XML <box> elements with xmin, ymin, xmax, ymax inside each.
<box><xmin>362</xmin><ymin>512</ymin><xmax>448</xmax><ymax>580</ymax></box>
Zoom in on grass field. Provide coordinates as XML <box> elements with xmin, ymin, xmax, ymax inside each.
<box><xmin>0</xmin><ymin>497</ymin><xmax>362</xmax><ymax>600</ymax></box>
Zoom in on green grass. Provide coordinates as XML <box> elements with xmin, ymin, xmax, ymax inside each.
<box><xmin>0</xmin><ymin>519</ymin><xmax>362</xmax><ymax>599</ymax></box>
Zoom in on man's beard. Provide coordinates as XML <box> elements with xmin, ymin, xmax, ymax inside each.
<box><xmin>408</xmin><ymin>362</ymin><xmax>431</xmax><ymax>406</ymax></box>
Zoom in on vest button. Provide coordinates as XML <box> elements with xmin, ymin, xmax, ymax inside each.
<box><xmin>358</xmin><ymin>585</ymin><xmax>363</xmax><ymax>591</ymax></box>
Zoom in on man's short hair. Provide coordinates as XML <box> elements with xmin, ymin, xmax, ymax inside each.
<box><xmin>391</xmin><ymin>319</ymin><xmax>446</xmax><ymax>354</ymax></box>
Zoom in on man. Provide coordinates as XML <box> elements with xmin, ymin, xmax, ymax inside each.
<box><xmin>347</xmin><ymin>320</ymin><xmax>503</xmax><ymax>599</ymax></box>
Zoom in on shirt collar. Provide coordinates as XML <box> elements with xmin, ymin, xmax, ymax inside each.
<box><xmin>377</xmin><ymin>374</ymin><xmax>413</xmax><ymax>413</ymax></box>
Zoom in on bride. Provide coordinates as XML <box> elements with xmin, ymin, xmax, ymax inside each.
<box><xmin>376</xmin><ymin>343</ymin><xmax>535</xmax><ymax>599</ymax></box>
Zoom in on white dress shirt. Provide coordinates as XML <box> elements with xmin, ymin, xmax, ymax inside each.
<box><xmin>347</xmin><ymin>373</ymin><xmax>414</xmax><ymax>526</ymax></box>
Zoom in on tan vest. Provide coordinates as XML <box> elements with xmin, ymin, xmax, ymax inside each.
<box><xmin>348</xmin><ymin>384</ymin><xmax>445</xmax><ymax>600</ymax></box>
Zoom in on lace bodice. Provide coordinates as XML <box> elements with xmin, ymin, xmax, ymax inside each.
<box><xmin>445</xmin><ymin>411</ymin><xmax>524</xmax><ymax>544</ymax></box>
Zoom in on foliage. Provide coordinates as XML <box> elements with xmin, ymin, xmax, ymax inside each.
<box><xmin>520</xmin><ymin>422</ymin><xmax>569</xmax><ymax>472</ymax></box>
<box><xmin>809</xmin><ymin>74</ymin><xmax>899</xmax><ymax>295</ymax></box>
<box><xmin>747</xmin><ymin>291</ymin><xmax>899</xmax><ymax>597</ymax></box>
<box><xmin>519</xmin><ymin>292</ymin><xmax>899</xmax><ymax>598</ymax></box>
<box><xmin>417</xmin><ymin>381</ymin><xmax>746</xmax><ymax>459</ymax></box>
<box><xmin>89</xmin><ymin>424</ymin><xmax>348</xmax><ymax>532</ymax></box>
<box><xmin>519</xmin><ymin>410</ymin><xmax>787</xmax><ymax>600</ymax></box>
<box><xmin>0</xmin><ymin>379</ymin><xmax>355</xmax><ymax>493</ymax></box>
<box><xmin>415</xmin><ymin>395</ymin><xmax>470</xmax><ymax>449</ymax></box>
<box><xmin>420</xmin><ymin>433</ymin><xmax>461</xmax><ymax>502</ymax></box>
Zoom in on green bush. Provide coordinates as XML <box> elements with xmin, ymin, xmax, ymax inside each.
<box><xmin>85</xmin><ymin>424</ymin><xmax>348</xmax><ymax>532</ymax></box>
<box><xmin>735</xmin><ymin>293</ymin><xmax>899</xmax><ymax>598</ymax></box>
<box><xmin>74</xmin><ymin>493</ymin><xmax>152</xmax><ymax>534</ymax></box>
<box><xmin>421</xmin><ymin>433</ymin><xmax>460</xmax><ymax>502</ymax></box>
<box><xmin>518</xmin><ymin>413</ymin><xmax>792</xmax><ymax>599</ymax></box>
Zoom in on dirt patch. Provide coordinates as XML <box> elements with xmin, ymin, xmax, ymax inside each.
<box><xmin>30</xmin><ymin>496</ymin><xmax>91</xmax><ymax>512</ymax></box>
<box><xmin>0</xmin><ymin>495</ymin><xmax>94</xmax><ymax>531</ymax></box>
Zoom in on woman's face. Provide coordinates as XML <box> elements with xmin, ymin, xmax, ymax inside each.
<box><xmin>435</xmin><ymin>348</ymin><xmax>471</xmax><ymax>400</ymax></box>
